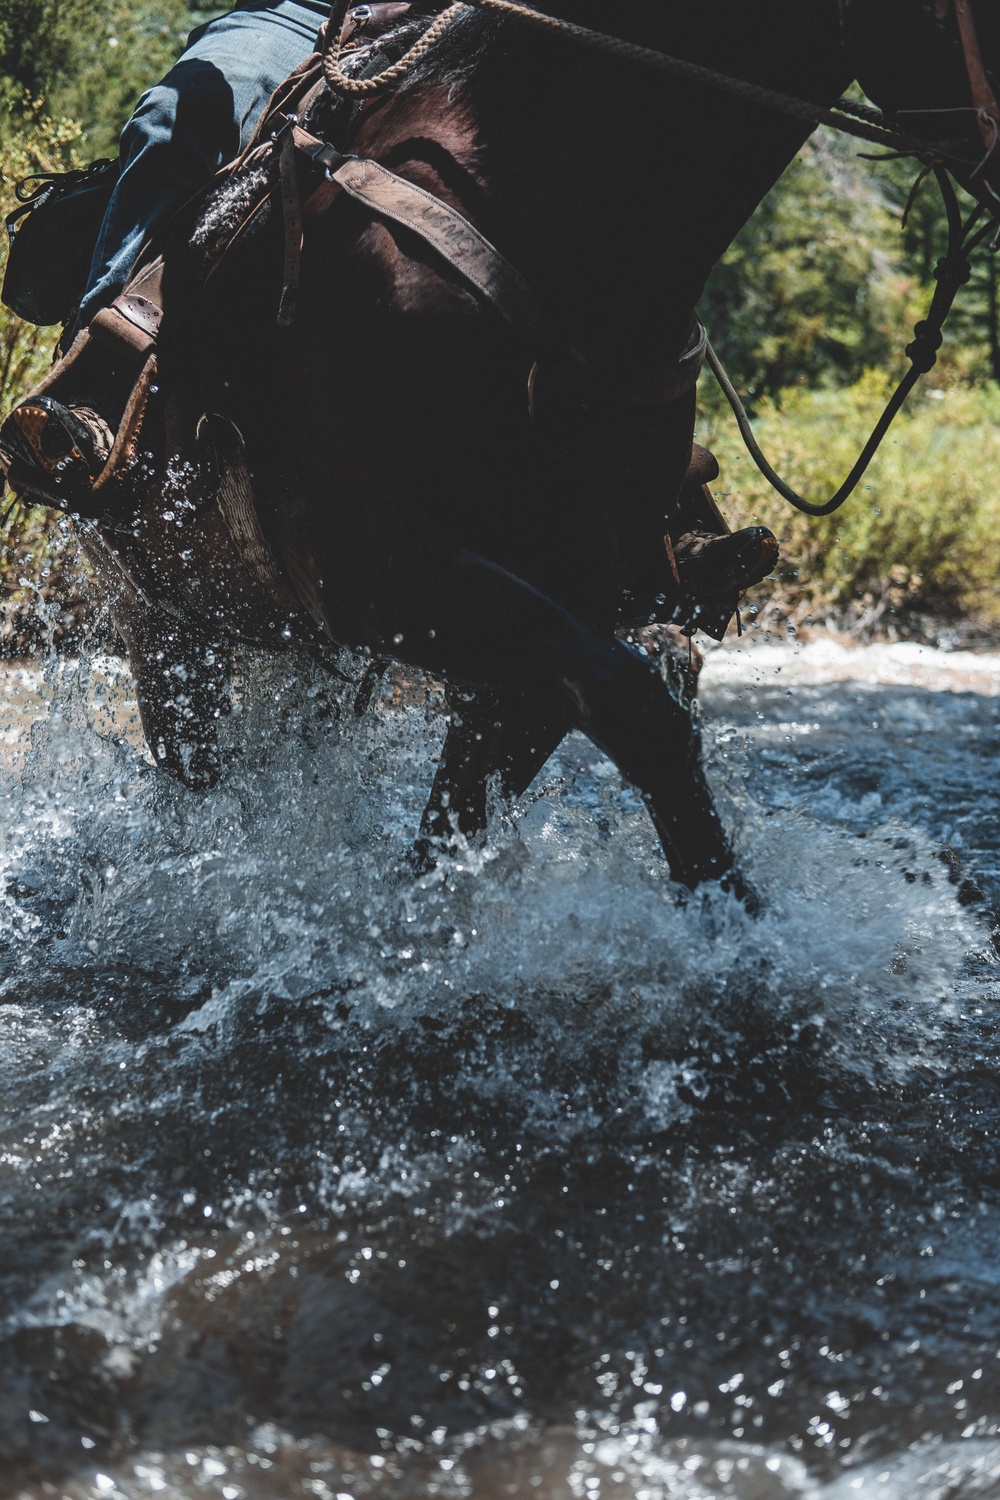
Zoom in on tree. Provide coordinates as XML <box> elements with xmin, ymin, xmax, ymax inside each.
<box><xmin>701</xmin><ymin>129</ymin><xmax>907</xmax><ymax>399</ymax></box>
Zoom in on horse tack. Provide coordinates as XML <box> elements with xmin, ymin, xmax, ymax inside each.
<box><xmin>947</xmin><ymin>0</ymin><xmax>1000</xmax><ymax>163</ymax></box>
<box><xmin>340</xmin><ymin>3</ymin><xmax>415</xmax><ymax>48</ymax></box>
<box><xmin>269</xmin><ymin>109</ymin><xmax>543</xmax><ymax>344</ymax></box>
<box><xmin>312</xmin><ymin>147</ymin><xmax>541</xmax><ymax>336</ymax></box>
<box><xmin>274</xmin><ymin>115</ymin><xmax>708</xmax><ymax>408</ymax></box>
<box><xmin>277</xmin><ymin>126</ymin><xmax>305</xmax><ymax>328</ymax></box>
<box><xmin>45</xmin><ymin>0</ymin><xmax>988</xmax><ymax>491</ymax></box>
<box><xmin>29</xmin><ymin>0</ymin><xmax>995</xmax><ymax>551</ymax></box>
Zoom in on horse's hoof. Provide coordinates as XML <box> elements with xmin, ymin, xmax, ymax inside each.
<box><xmin>937</xmin><ymin>844</ymin><xmax>989</xmax><ymax>908</ymax></box>
<box><xmin>676</xmin><ymin>866</ymin><xmax>761</xmax><ymax>917</ymax></box>
<box><xmin>720</xmin><ymin>866</ymin><xmax>762</xmax><ymax>915</ymax></box>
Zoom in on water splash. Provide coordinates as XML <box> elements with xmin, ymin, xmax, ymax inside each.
<box><xmin>1</xmin><ymin>641</ymin><xmax>998</xmax><ymax>1498</ymax></box>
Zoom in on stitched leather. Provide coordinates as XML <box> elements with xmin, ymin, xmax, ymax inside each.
<box><xmin>340</xmin><ymin>3</ymin><xmax>414</xmax><ymax>48</ymax></box>
<box><xmin>331</xmin><ymin>156</ymin><xmax>540</xmax><ymax>334</ymax></box>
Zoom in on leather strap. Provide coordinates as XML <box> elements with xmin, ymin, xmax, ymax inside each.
<box><xmin>277</xmin><ymin>125</ymin><xmax>304</xmax><ymax>328</ymax></box>
<box><xmin>340</xmin><ymin>3</ymin><xmax>413</xmax><ymax>48</ymax></box>
<box><xmin>290</xmin><ymin>120</ymin><xmax>347</xmax><ymax>175</ymax></box>
<box><xmin>950</xmin><ymin>0</ymin><xmax>1000</xmax><ymax>162</ymax></box>
<box><xmin>290</xmin><ymin>124</ymin><xmax>708</xmax><ymax>404</ymax></box>
<box><xmin>284</xmin><ymin>118</ymin><xmax>540</xmax><ymax>335</ymax></box>
<box><xmin>88</xmin><ymin>260</ymin><xmax>166</xmax><ymax>359</ymax></box>
<box><xmin>330</xmin><ymin>156</ymin><xmax>540</xmax><ymax>334</ymax></box>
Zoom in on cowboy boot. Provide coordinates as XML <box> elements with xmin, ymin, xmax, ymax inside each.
<box><xmin>671</xmin><ymin>524</ymin><xmax>780</xmax><ymax>598</ymax></box>
<box><xmin>0</xmin><ymin>395</ymin><xmax>114</xmax><ymax>511</ymax></box>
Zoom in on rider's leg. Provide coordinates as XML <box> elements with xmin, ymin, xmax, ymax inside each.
<box><xmin>76</xmin><ymin>0</ymin><xmax>325</xmax><ymax>331</ymax></box>
<box><xmin>0</xmin><ymin>2</ymin><xmax>324</xmax><ymax>495</ymax></box>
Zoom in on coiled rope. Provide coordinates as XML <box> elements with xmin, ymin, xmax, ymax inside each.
<box><xmin>323</xmin><ymin>2</ymin><xmax>468</xmax><ymax>96</ymax></box>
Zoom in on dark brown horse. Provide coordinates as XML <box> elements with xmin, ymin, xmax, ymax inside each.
<box><xmin>75</xmin><ymin>0</ymin><xmax>1000</xmax><ymax>892</ymax></box>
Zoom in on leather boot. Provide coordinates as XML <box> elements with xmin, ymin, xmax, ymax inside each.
<box><xmin>0</xmin><ymin>396</ymin><xmax>115</xmax><ymax>513</ymax></box>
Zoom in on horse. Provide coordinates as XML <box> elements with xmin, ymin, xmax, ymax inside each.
<box><xmin>64</xmin><ymin>0</ymin><xmax>1000</xmax><ymax>895</ymax></box>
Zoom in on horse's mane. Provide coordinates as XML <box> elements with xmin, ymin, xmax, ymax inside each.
<box><xmin>394</xmin><ymin>9</ymin><xmax>508</xmax><ymax>91</ymax></box>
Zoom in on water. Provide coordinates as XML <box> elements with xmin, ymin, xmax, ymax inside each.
<box><xmin>2</xmin><ymin>636</ymin><xmax>1000</xmax><ymax>1500</ymax></box>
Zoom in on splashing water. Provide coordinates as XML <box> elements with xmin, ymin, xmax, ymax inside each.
<box><xmin>1</xmin><ymin>636</ymin><xmax>999</xmax><ymax>1499</ymax></box>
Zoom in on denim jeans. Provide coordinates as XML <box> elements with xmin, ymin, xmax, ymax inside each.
<box><xmin>77</xmin><ymin>2</ymin><xmax>323</xmax><ymax>327</ymax></box>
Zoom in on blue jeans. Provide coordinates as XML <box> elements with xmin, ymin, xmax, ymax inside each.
<box><xmin>77</xmin><ymin>2</ymin><xmax>323</xmax><ymax>327</ymax></box>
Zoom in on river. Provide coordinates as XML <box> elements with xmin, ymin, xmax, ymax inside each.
<box><xmin>2</xmin><ymin>635</ymin><xmax>1000</xmax><ymax>1499</ymax></box>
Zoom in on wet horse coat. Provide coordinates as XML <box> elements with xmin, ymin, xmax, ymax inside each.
<box><xmin>79</xmin><ymin>0</ymin><xmax>1000</xmax><ymax>885</ymax></box>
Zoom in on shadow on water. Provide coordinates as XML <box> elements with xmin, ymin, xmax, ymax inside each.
<box><xmin>1</xmin><ymin>645</ymin><xmax>1000</xmax><ymax>1498</ymax></box>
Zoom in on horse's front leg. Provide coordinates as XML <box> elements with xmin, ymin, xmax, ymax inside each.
<box><xmin>82</xmin><ymin>528</ymin><xmax>233</xmax><ymax>787</ymax></box>
<box><xmin>414</xmin><ymin>685</ymin><xmax>571</xmax><ymax>869</ymax></box>
<box><xmin>120</xmin><ymin>609</ymin><xmax>232</xmax><ymax>788</ymax></box>
<box><xmin>366</xmin><ymin>517</ymin><xmax>738</xmax><ymax>892</ymax></box>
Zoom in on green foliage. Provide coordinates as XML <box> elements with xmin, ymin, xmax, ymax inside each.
<box><xmin>54</xmin><ymin>0</ymin><xmax>195</xmax><ymax>158</ymax></box>
<box><xmin>0</xmin><ymin>0</ymin><xmax>92</xmax><ymax>99</ymax></box>
<box><xmin>0</xmin><ymin>89</ymin><xmax>83</xmax><ymax>407</ymax></box>
<box><xmin>703</xmin><ymin>126</ymin><xmax>1000</xmax><ymax>397</ymax></box>
<box><xmin>1</xmin><ymin>0</ymin><xmax>194</xmax><ymax>152</ymax></box>
<box><xmin>0</xmin><ymin>90</ymin><xmax>95</xmax><ymax>652</ymax></box>
<box><xmin>702</xmin><ymin>131</ymin><xmax>908</xmax><ymax>398</ymax></box>
<box><xmin>699</xmin><ymin>372</ymin><xmax>1000</xmax><ymax>633</ymax></box>
<box><xmin>690</xmin><ymin>120</ymin><xmax>1000</xmax><ymax>638</ymax></box>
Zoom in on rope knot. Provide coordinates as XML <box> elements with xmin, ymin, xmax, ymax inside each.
<box><xmin>905</xmin><ymin>320</ymin><xmax>944</xmax><ymax>373</ymax></box>
<box><xmin>934</xmin><ymin>254</ymin><xmax>973</xmax><ymax>288</ymax></box>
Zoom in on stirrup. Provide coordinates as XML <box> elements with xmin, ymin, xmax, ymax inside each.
<box><xmin>0</xmin><ymin>256</ymin><xmax>167</xmax><ymax>520</ymax></box>
<box><xmin>0</xmin><ymin>396</ymin><xmax>115</xmax><ymax>516</ymax></box>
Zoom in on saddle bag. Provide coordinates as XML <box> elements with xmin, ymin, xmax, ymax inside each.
<box><xmin>2</xmin><ymin>157</ymin><xmax>119</xmax><ymax>327</ymax></box>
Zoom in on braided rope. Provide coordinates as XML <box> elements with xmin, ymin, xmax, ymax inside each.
<box><xmin>320</xmin><ymin>0</ymin><xmax>936</xmax><ymax>156</ymax></box>
<box><xmin>468</xmin><ymin>0</ymin><xmax>930</xmax><ymax>152</ymax></box>
<box><xmin>322</xmin><ymin>2</ymin><xmax>468</xmax><ymax>95</ymax></box>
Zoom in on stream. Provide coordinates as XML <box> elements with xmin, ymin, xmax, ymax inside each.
<box><xmin>2</xmin><ymin>635</ymin><xmax>1000</xmax><ymax>1499</ymax></box>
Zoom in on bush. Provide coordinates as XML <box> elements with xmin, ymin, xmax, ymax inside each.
<box><xmin>0</xmin><ymin>89</ymin><xmax>96</xmax><ymax>654</ymax></box>
<box><xmin>698</xmin><ymin>369</ymin><xmax>1000</xmax><ymax>635</ymax></box>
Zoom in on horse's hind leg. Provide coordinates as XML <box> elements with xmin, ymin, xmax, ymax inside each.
<box><xmin>415</xmin><ymin>685</ymin><xmax>571</xmax><ymax>868</ymax></box>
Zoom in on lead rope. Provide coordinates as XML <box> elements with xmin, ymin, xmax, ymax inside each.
<box><xmin>707</xmin><ymin>170</ymin><xmax>996</xmax><ymax>516</ymax></box>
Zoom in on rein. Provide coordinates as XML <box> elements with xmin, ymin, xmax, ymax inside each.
<box><xmin>319</xmin><ymin>0</ymin><xmax>1000</xmax><ymax>519</ymax></box>
<box><xmin>323</xmin><ymin>0</ymin><xmax>964</xmax><ymax>161</ymax></box>
<box><xmin>709</xmin><ymin>170</ymin><xmax>997</xmax><ymax>516</ymax></box>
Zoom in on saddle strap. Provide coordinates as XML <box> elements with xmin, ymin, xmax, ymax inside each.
<box><xmin>277</xmin><ymin>127</ymin><xmax>304</xmax><ymax>328</ymax></box>
<box><xmin>88</xmin><ymin>262</ymin><xmax>165</xmax><ymax>359</ymax></box>
<box><xmin>279</xmin><ymin>117</ymin><xmax>541</xmax><ymax>337</ymax></box>
<box><xmin>334</xmin><ymin>156</ymin><xmax>541</xmax><ymax>332</ymax></box>
<box><xmin>283</xmin><ymin>121</ymin><xmax>706</xmax><ymax>404</ymax></box>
